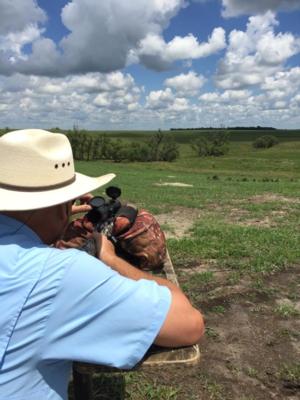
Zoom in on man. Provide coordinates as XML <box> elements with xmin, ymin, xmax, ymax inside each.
<box><xmin>0</xmin><ymin>129</ymin><xmax>204</xmax><ymax>400</ymax></box>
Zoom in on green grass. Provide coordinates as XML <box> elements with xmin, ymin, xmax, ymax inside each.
<box><xmin>210</xmin><ymin>306</ymin><xmax>226</xmax><ymax>314</ymax></box>
<box><xmin>169</xmin><ymin>218</ymin><xmax>300</xmax><ymax>273</ymax></box>
<box><xmin>90</xmin><ymin>372</ymin><xmax>180</xmax><ymax>400</ymax></box>
<box><xmin>125</xmin><ymin>373</ymin><xmax>180</xmax><ymax>400</ymax></box>
<box><xmin>72</xmin><ymin>130</ymin><xmax>300</xmax><ymax>399</ymax></box>
<box><xmin>75</xmin><ymin>135</ymin><xmax>300</xmax><ymax>277</ymax></box>
<box><xmin>278</xmin><ymin>363</ymin><xmax>300</xmax><ymax>385</ymax></box>
<box><xmin>274</xmin><ymin>304</ymin><xmax>300</xmax><ymax>318</ymax></box>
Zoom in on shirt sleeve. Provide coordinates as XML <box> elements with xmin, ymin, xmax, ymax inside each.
<box><xmin>39</xmin><ymin>249</ymin><xmax>171</xmax><ymax>369</ymax></box>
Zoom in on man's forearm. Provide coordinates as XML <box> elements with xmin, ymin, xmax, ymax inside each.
<box><xmin>104</xmin><ymin>254</ymin><xmax>183</xmax><ymax>294</ymax></box>
<box><xmin>97</xmin><ymin>236</ymin><xmax>205</xmax><ymax>347</ymax></box>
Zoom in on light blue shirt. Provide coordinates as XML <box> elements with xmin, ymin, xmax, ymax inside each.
<box><xmin>0</xmin><ymin>215</ymin><xmax>171</xmax><ymax>400</ymax></box>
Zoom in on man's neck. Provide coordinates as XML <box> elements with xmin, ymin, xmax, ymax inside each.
<box><xmin>1</xmin><ymin>210</ymin><xmax>53</xmax><ymax>244</ymax></box>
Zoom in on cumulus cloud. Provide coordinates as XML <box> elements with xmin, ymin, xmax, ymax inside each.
<box><xmin>0</xmin><ymin>1</ymin><xmax>299</xmax><ymax>129</ymax></box>
<box><xmin>146</xmin><ymin>88</ymin><xmax>174</xmax><ymax>109</ymax></box>
<box><xmin>200</xmin><ymin>89</ymin><xmax>251</xmax><ymax>102</ymax></box>
<box><xmin>138</xmin><ymin>27</ymin><xmax>226</xmax><ymax>70</ymax></box>
<box><xmin>0</xmin><ymin>0</ymin><xmax>46</xmax><ymax>35</ymax></box>
<box><xmin>1</xmin><ymin>69</ymin><xmax>299</xmax><ymax>129</ymax></box>
<box><xmin>250</xmin><ymin>66</ymin><xmax>300</xmax><ymax>114</ymax></box>
<box><xmin>215</xmin><ymin>12</ymin><xmax>300</xmax><ymax>90</ymax></box>
<box><xmin>0</xmin><ymin>24</ymin><xmax>42</xmax><ymax>63</ymax></box>
<box><xmin>145</xmin><ymin>87</ymin><xmax>193</xmax><ymax>117</ymax></box>
<box><xmin>164</xmin><ymin>71</ymin><xmax>206</xmax><ymax>96</ymax></box>
<box><xmin>261</xmin><ymin>67</ymin><xmax>300</xmax><ymax>96</ymax></box>
<box><xmin>0</xmin><ymin>0</ymin><xmax>227</xmax><ymax>76</ymax></box>
<box><xmin>199</xmin><ymin>62</ymin><xmax>300</xmax><ymax>125</ymax></box>
<box><xmin>222</xmin><ymin>0</ymin><xmax>300</xmax><ymax>17</ymax></box>
<box><xmin>0</xmin><ymin>71</ymin><xmax>142</xmax><ymax>129</ymax></box>
<box><xmin>0</xmin><ymin>0</ymin><xmax>199</xmax><ymax>76</ymax></box>
<box><xmin>59</xmin><ymin>0</ymin><xmax>185</xmax><ymax>74</ymax></box>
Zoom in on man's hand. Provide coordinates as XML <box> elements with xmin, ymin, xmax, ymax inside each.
<box><xmin>93</xmin><ymin>232</ymin><xmax>116</xmax><ymax>266</ymax></box>
<box><xmin>71</xmin><ymin>193</ymin><xmax>93</xmax><ymax>215</ymax></box>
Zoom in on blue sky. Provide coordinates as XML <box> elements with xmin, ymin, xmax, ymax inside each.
<box><xmin>0</xmin><ymin>0</ymin><xmax>300</xmax><ymax>130</ymax></box>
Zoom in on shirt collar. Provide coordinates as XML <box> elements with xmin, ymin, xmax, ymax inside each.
<box><xmin>0</xmin><ymin>214</ymin><xmax>43</xmax><ymax>244</ymax></box>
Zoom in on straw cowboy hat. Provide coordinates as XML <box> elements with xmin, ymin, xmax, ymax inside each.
<box><xmin>0</xmin><ymin>129</ymin><xmax>115</xmax><ymax>211</ymax></box>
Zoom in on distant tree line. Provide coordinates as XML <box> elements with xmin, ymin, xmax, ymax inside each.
<box><xmin>66</xmin><ymin>129</ymin><xmax>179</xmax><ymax>162</ymax></box>
<box><xmin>170</xmin><ymin>126</ymin><xmax>276</xmax><ymax>131</ymax></box>
<box><xmin>0</xmin><ymin>128</ymin><xmax>281</xmax><ymax>161</ymax></box>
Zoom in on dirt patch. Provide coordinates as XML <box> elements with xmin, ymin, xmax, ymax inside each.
<box><xmin>246</xmin><ymin>194</ymin><xmax>300</xmax><ymax>204</ymax></box>
<box><xmin>226</xmin><ymin>207</ymin><xmax>289</xmax><ymax>228</ymax></box>
<box><xmin>154</xmin><ymin>182</ymin><xmax>194</xmax><ymax>187</ymax></box>
<box><xmin>196</xmin><ymin>268</ymin><xmax>300</xmax><ymax>400</ymax></box>
<box><xmin>138</xmin><ymin>267</ymin><xmax>300</xmax><ymax>400</ymax></box>
<box><xmin>225</xmin><ymin>208</ymin><xmax>273</xmax><ymax>227</ymax></box>
<box><xmin>239</xmin><ymin>216</ymin><xmax>277</xmax><ymax>227</ymax></box>
<box><xmin>155</xmin><ymin>207</ymin><xmax>201</xmax><ymax>239</ymax></box>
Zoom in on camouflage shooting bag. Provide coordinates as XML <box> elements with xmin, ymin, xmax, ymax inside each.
<box><xmin>55</xmin><ymin>207</ymin><xmax>166</xmax><ymax>271</ymax></box>
<box><xmin>113</xmin><ymin>208</ymin><xmax>166</xmax><ymax>271</ymax></box>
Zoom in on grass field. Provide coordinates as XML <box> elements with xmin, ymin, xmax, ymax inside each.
<box><xmin>70</xmin><ymin>131</ymin><xmax>300</xmax><ymax>400</ymax></box>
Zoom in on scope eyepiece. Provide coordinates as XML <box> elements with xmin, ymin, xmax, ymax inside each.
<box><xmin>106</xmin><ymin>186</ymin><xmax>121</xmax><ymax>200</ymax></box>
<box><xmin>89</xmin><ymin>196</ymin><xmax>106</xmax><ymax>208</ymax></box>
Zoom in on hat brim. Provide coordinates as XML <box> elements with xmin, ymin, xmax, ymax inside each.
<box><xmin>0</xmin><ymin>172</ymin><xmax>116</xmax><ymax>211</ymax></box>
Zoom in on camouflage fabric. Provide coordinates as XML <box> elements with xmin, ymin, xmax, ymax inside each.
<box><xmin>55</xmin><ymin>217</ymin><xmax>97</xmax><ymax>256</ymax></box>
<box><xmin>113</xmin><ymin>210</ymin><xmax>166</xmax><ymax>271</ymax></box>
<box><xmin>55</xmin><ymin>210</ymin><xmax>166</xmax><ymax>271</ymax></box>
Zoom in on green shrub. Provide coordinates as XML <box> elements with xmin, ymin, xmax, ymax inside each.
<box><xmin>191</xmin><ymin>131</ymin><xmax>230</xmax><ymax>157</ymax></box>
<box><xmin>104</xmin><ymin>140</ymin><xmax>128</xmax><ymax>162</ymax></box>
<box><xmin>159</xmin><ymin>141</ymin><xmax>180</xmax><ymax>162</ymax></box>
<box><xmin>253</xmin><ymin>135</ymin><xmax>279</xmax><ymax>149</ymax></box>
<box><xmin>126</xmin><ymin>142</ymin><xmax>151</xmax><ymax>162</ymax></box>
<box><xmin>147</xmin><ymin>131</ymin><xmax>164</xmax><ymax>161</ymax></box>
<box><xmin>67</xmin><ymin>129</ymin><xmax>180</xmax><ymax>162</ymax></box>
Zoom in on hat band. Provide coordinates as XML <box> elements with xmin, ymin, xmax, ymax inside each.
<box><xmin>0</xmin><ymin>175</ymin><xmax>76</xmax><ymax>192</ymax></box>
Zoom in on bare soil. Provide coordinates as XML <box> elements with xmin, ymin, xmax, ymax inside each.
<box><xmin>156</xmin><ymin>208</ymin><xmax>201</xmax><ymax>239</ymax></box>
<box><xmin>140</xmin><ymin>208</ymin><xmax>300</xmax><ymax>399</ymax></box>
<box><xmin>243</xmin><ymin>194</ymin><xmax>300</xmax><ymax>205</ymax></box>
<box><xmin>71</xmin><ymin>207</ymin><xmax>300</xmax><ymax>400</ymax></box>
<box><xmin>173</xmin><ymin>266</ymin><xmax>300</xmax><ymax>399</ymax></box>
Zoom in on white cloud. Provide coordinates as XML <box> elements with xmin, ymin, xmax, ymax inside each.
<box><xmin>170</xmin><ymin>97</ymin><xmax>190</xmax><ymax>111</ymax></box>
<box><xmin>146</xmin><ymin>88</ymin><xmax>174</xmax><ymax>109</ymax></box>
<box><xmin>0</xmin><ymin>1</ymin><xmax>300</xmax><ymax>130</ymax></box>
<box><xmin>0</xmin><ymin>0</ymin><xmax>226</xmax><ymax>76</ymax></box>
<box><xmin>59</xmin><ymin>0</ymin><xmax>185</xmax><ymax>74</ymax></box>
<box><xmin>200</xmin><ymin>89</ymin><xmax>251</xmax><ymax>102</ymax></box>
<box><xmin>291</xmin><ymin>94</ymin><xmax>300</xmax><ymax>108</ymax></box>
<box><xmin>1</xmin><ymin>69</ymin><xmax>299</xmax><ymax>129</ymax></box>
<box><xmin>215</xmin><ymin>12</ymin><xmax>300</xmax><ymax>90</ymax></box>
<box><xmin>0</xmin><ymin>0</ymin><xmax>46</xmax><ymax>35</ymax></box>
<box><xmin>257</xmin><ymin>31</ymin><xmax>300</xmax><ymax>65</ymax></box>
<box><xmin>145</xmin><ymin>88</ymin><xmax>193</xmax><ymax>117</ymax></box>
<box><xmin>94</xmin><ymin>93</ymin><xmax>110</xmax><ymax>107</ymax></box>
<box><xmin>261</xmin><ymin>67</ymin><xmax>300</xmax><ymax>96</ymax></box>
<box><xmin>0</xmin><ymin>71</ymin><xmax>142</xmax><ymax>129</ymax></box>
<box><xmin>138</xmin><ymin>27</ymin><xmax>226</xmax><ymax>70</ymax></box>
<box><xmin>222</xmin><ymin>0</ymin><xmax>300</xmax><ymax>17</ymax></box>
<box><xmin>0</xmin><ymin>0</ymin><xmax>193</xmax><ymax>76</ymax></box>
<box><xmin>164</xmin><ymin>71</ymin><xmax>205</xmax><ymax>96</ymax></box>
<box><xmin>0</xmin><ymin>24</ymin><xmax>42</xmax><ymax>63</ymax></box>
